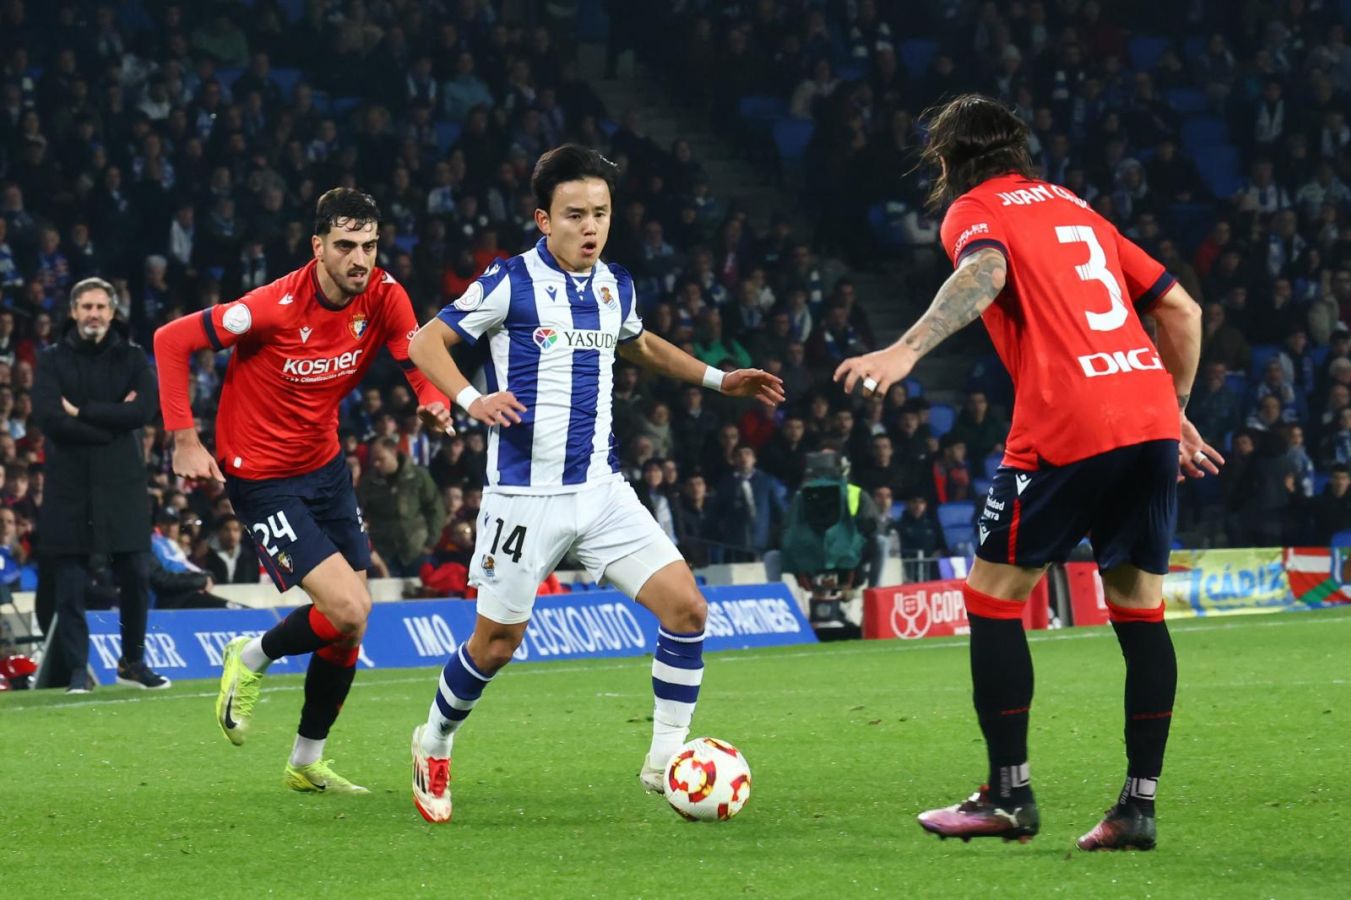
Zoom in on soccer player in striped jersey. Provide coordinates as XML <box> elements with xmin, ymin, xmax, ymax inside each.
<box><xmin>406</xmin><ymin>145</ymin><xmax>784</xmax><ymax>823</ymax></box>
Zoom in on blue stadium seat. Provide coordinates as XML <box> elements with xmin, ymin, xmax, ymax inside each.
<box><xmin>899</xmin><ymin>39</ymin><xmax>939</xmax><ymax>77</ymax></box>
<box><xmin>890</xmin><ymin>500</ymin><xmax>905</xmax><ymax>520</ymax></box>
<box><xmin>435</xmin><ymin>121</ymin><xmax>462</xmax><ymax>153</ymax></box>
<box><xmin>834</xmin><ymin>61</ymin><xmax>866</xmax><ymax>81</ymax></box>
<box><xmin>928</xmin><ymin>402</ymin><xmax>956</xmax><ymax>437</ymax></box>
<box><xmin>574</xmin><ymin>0</ymin><xmax>611</xmax><ymax>42</ymax></box>
<box><xmin>393</xmin><ymin>234</ymin><xmax>418</xmax><ymax>254</ymax></box>
<box><xmin>1195</xmin><ymin>145</ymin><xmax>1241</xmax><ymax>198</ymax></box>
<box><xmin>983</xmin><ymin>451</ymin><xmax>1003</xmax><ymax>479</ymax></box>
<box><xmin>216</xmin><ymin>67</ymin><xmax>244</xmax><ymax>88</ymax></box>
<box><xmin>280</xmin><ymin>0</ymin><xmax>306</xmax><ymax>22</ymax></box>
<box><xmin>1310</xmin><ymin>345</ymin><xmax>1331</xmax><ymax>370</ymax></box>
<box><xmin>772</xmin><ymin>118</ymin><xmax>814</xmax><ymax>161</ymax></box>
<box><xmin>271</xmin><ymin>67</ymin><xmax>303</xmax><ymax>99</ymax></box>
<box><xmin>1314</xmin><ymin>472</ymin><xmax>1331</xmax><ymax>496</ymax></box>
<box><xmin>943</xmin><ymin>523</ymin><xmax>974</xmax><ymax>555</ymax></box>
<box><xmin>867</xmin><ymin>202</ymin><xmax>906</xmax><ymax>248</ymax></box>
<box><xmin>598</xmin><ymin>118</ymin><xmax>619</xmax><ymax>137</ymax></box>
<box><xmin>1165</xmin><ymin>87</ymin><xmax>1209</xmax><ymax>115</ymax></box>
<box><xmin>738</xmin><ymin>95</ymin><xmax>789</xmax><ymax>121</ymax></box>
<box><xmin>1167</xmin><ymin>202</ymin><xmax>1217</xmax><ymax>252</ymax></box>
<box><xmin>331</xmin><ymin>96</ymin><xmax>362</xmax><ymax>117</ymax></box>
<box><xmin>1331</xmin><ymin>529</ymin><xmax>1351</xmax><ymax>549</ymax></box>
<box><xmin>694</xmin><ymin>574</ymin><xmax>708</xmax><ymax>586</ymax></box>
<box><xmin>1250</xmin><ymin>344</ymin><xmax>1282</xmax><ymax>377</ymax></box>
<box><xmin>1224</xmin><ymin>372</ymin><xmax>1248</xmax><ymax>398</ymax></box>
<box><xmin>972</xmin><ymin>477</ymin><xmax>993</xmax><ymax>499</ymax></box>
<box><xmin>904</xmin><ymin>377</ymin><xmax>923</xmax><ymax>397</ymax></box>
<box><xmin>1182</xmin><ymin>35</ymin><xmax>1207</xmax><ymax>63</ymax></box>
<box><xmin>1128</xmin><ymin>36</ymin><xmax>1171</xmax><ymax>72</ymax></box>
<box><xmin>1181</xmin><ymin>116</ymin><xmax>1229</xmax><ymax>151</ymax></box>
<box><xmin>937</xmin><ymin>501</ymin><xmax>975</xmax><ymax>529</ymax></box>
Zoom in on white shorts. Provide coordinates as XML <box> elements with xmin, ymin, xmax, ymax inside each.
<box><xmin>470</xmin><ymin>478</ymin><xmax>686</xmax><ymax>625</ymax></box>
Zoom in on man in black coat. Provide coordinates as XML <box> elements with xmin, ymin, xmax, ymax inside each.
<box><xmin>33</xmin><ymin>277</ymin><xmax>168</xmax><ymax>692</ymax></box>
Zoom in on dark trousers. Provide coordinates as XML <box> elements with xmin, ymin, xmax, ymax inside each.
<box><xmin>50</xmin><ymin>552</ymin><xmax>151</xmax><ymax>679</ymax></box>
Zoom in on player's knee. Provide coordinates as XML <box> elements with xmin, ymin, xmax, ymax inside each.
<box><xmin>473</xmin><ymin>634</ymin><xmax>521</xmax><ymax>674</ymax></box>
<box><xmin>326</xmin><ymin>594</ymin><xmax>369</xmax><ymax>636</ymax></box>
<box><xmin>668</xmin><ymin>586</ymin><xmax>707</xmax><ymax>634</ymax></box>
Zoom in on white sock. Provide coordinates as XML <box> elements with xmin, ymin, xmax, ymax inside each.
<box><xmin>648</xmin><ymin>703</ymin><xmax>692</xmax><ymax>771</ymax></box>
<box><xmin>420</xmin><ymin>704</ymin><xmax>455</xmax><ymax>758</ymax></box>
<box><xmin>240</xmin><ymin>637</ymin><xmax>271</xmax><ymax>672</ymax></box>
<box><xmin>290</xmin><ymin>735</ymin><xmax>325</xmax><ymax>767</ymax></box>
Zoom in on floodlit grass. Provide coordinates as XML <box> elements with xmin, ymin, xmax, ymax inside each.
<box><xmin>3</xmin><ymin>608</ymin><xmax>1348</xmax><ymax>898</ymax></box>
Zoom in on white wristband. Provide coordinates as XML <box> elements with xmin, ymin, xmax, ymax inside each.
<box><xmin>702</xmin><ymin>365</ymin><xmax>726</xmax><ymax>393</ymax></box>
<box><xmin>454</xmin><ymin>385</ymin><xmax>482</xmax><ymax>412</ymax></box>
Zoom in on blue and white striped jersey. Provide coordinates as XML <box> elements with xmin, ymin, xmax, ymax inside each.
<box><xmin>437</xmin><ymin>238</ymin><xmax>644</xmax><ymax>494</ymax></box>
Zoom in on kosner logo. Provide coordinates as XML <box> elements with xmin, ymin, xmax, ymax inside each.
<box><xmin>1077</xmin><ymin>346</ymin><xmax>1164</xmax><ymax>378</ymax></box>
<box><xmin>282</xmin><ymin>349</ymin><xmax>364</xmax><ymax>377</ymax></box>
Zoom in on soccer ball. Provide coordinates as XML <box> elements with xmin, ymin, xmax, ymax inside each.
<box><xmin>663</xmin><ymin>737</ymin><xmax>751</xmax><ymax>821</ymax></box>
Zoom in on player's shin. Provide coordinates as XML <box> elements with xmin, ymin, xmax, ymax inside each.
<box><xmin>1108</xmin><ymin>601</ymin><xmax>1176</xmax><ymax>815</ymax></box>
<box><xmin>648</xmin><ymin>627</ymin><xmax>706</xmax><ymax>770</ymax></box>
<box><xmin>420</xmin><ymin>644</ymin><xmax>495</xmax><ymax>758</ymax></box>
<box><xmin>251</xmin><ymin>605</ymin><xmax>343</xmax><ymax>672</ymax></box>
<box><xmin>292</xmin><ymin>642</ymin><xmax>359</xmax><ymax>766</ymax></box>
<box><xmin>964</xmin><ymin>583</ymin><xmax>1035</xmax><ymax>805</ymax></box>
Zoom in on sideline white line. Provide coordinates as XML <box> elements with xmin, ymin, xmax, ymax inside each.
<box><xmin>5</xmin><ymin>611</ymin><xmax>1347</xmax><ymax>715</ymax></box>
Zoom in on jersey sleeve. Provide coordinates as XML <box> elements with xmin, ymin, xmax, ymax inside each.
<box><xmin>436</xmin><ymin>262</ymin><xmax>511</xmax><ymax>345</ymax></box>
<box><xmin>613</xmin><ymin>264</ymin><xmax>644</xmax><ymax>343</ymax></box>
<box><xmin>382</xmin><ymin>279</ymin><xmax>450</xmax><ymax>408</ymax></box>
<box><xmin>1113</xmin><ymin>229</ymin><xmax>1177</xmax><ymax>315</ymax></box>
<box><xmin>201</xmin><ymin>286</ymin><xmax>285</xmax><ymax>351</ymax></box>
<box><xmin>940</xmin><ymin>195</ymin><xmax>1009</xmax><ymax>267</ymax></box>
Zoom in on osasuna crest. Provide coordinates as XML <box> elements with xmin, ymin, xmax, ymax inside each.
<box><xmin>349</xmin><ymin>312</ymin><xmax>369</xmax><ymax>340</ymax></box>
<box><xmin>600</xmin><ymin>286</ymin><xmax>616</xmax><ymax>308</ymax></box>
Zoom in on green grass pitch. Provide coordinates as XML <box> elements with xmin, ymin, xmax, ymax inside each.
<box><xmin>3</xmin><ymin>608</ymin><xmax>1348</xmax><ymax>898</ymax></box>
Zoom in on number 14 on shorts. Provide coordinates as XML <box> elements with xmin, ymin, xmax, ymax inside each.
<box><xmin>486</xmin><ymin>517</ymin><xmax>527</xmax><ymax>564</ymax></box>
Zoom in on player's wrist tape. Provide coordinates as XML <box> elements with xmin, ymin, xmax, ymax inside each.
<box><xmin>702</xmin><ymin>366</ymin><xmax>726</xmax><ymax>393</ymax></box>
<box><xmin>454</xmin><ymin>385</ymin><xmax>482</xmax><ymax>412</ymax></box>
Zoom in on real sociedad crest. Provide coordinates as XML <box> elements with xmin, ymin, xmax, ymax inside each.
<box><xmin>600</xmin><ymin>286</ymin><xmax>616</xmax><ymax>308</ymax></box>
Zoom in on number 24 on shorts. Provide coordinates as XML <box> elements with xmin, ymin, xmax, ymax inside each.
<box><xmin>252</xmin><ymin>511</ymin><xmax>297</xmax><ymax>555</ymax></box>
<box><xmin>487</xmin><ymin>517</ymin><xmax>527</xmax><ymax>564</ymax></box>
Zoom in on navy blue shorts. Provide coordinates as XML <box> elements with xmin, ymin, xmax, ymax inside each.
<box><xmin>976</xmin><ymin>440</ymin><xmax>1179</xmax><ymax>575</ymax></box>
<box><xmin>226</xmin><ymin>451</ymin><xmax>370</xmax><ymax>591</ymax></box>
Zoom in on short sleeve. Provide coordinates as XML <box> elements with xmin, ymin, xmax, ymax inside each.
<box><xmin>201</xmin><ymin>286</ymin><xmax>282</xmax><ymax>351</ymax></box>
<box><xmin>1113</xmin><ymin>229</ymin><xmax>1176</xmax><ymax>315</ymax></box>
<box><xmin>613</xmin><ymin>264</ymin><xmax>643</xmax><ymax>343</ymax></box>
<box><xmin>939</xmin><ymin>195</ymin><xmax>1009</xmax><ymax>267</ymax></box>
<box><xmin>436</xmin><ymin>261</ymin><xmax>512</xmax><ymax>345</ymax></box>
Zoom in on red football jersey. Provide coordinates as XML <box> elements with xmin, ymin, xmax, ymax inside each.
<box><xmin>157</xmin><ymin>260</ymin><xmax>446</xmax><ymax>479</ymax></box>
<box><xmin>940</xmin><ymin>174</ymin><xmax>1180</xmax><ymax>469</ymax></box>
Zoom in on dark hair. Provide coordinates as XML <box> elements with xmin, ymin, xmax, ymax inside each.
<box><xmin>531</xmin><ymin>144</ymin><xmax>619</xmax><ymax>213</ymax></box>
<box><xmin>1332</xmin><ymin>464</ymin><xmax>1349</xmax><ymax>475</ymax></box>
<box><xmin>314</xmin><ymin>187</ymin><xmax>381</xmax><ymax>236</ymax></box>
<box><xmin>920</xmin><ymin>93</ymin><xmax>1036</xmax><ymax>210</ymax></box>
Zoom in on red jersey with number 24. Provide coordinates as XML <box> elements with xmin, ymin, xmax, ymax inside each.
<box><xmin>940</xmin><ymin>174</ymin><xmax>1180</xmax><ymax>469</ymax></box>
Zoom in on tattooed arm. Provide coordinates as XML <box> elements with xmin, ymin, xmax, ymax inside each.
<box><xmin>834</xmin><ymin>247</ymin><xmax>1007</xmax><ymax>396</ymax></box>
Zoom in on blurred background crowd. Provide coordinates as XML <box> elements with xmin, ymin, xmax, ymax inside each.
<box><xmin>7</xmin><ymin>0</ymin><xmax>1351</xmax><ymax>604</ymax></box>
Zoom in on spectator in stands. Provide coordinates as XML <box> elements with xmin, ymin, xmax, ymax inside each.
<box><xmin>203</xmin><ymin>514</ymin><xmax>260</xmax><ymax>585</ymax></box>
<box><xmin>1191</xmin><ymin>361</ymin><xmax>1243</xmax><ymax>446</ymax></box>
<box><xmin>760</xmin><ymin>413</ymin><xmax>814</xmax><ymax>492</ymax></box>
<box><xmin>896</xmin><ymin>494</ymin><xmax>947</xmax><ymax>582</ymax></box>
<box><xmin>932</xmin><ymin>435</ymin><xmax>972</xmax><ymax>504</ymax></box>
<box><xmin>1282</xmin><ymin>423</ymin><xmax>1316</xmax><ymax>498</ymax></box>
<box><xmin>856</xmin><ymin>433</ymin><xmax>904</xmax><ymax>496</ymax></box>
<box><xmin>714</xmin><ymin>445</ymin><xmax>785</xmax><ymax>563</ymax></box>
<box><xmin>358</xmin><ymin>437</ymin><xmax>445</xmax><ymax>579</ymax></box>
<box><xmin>676</xmin><ymin>470</ymin><xmax>715</xmax><ymax>568</ymax></box>
<box><xmin>1251</xmin><ymin>359</ymin><xmax>1301</xmax><ymax>422</ymax></box>
<box><xmin>1201</xmin><ymin>302</ymin><xmax>1252</xmax><ymax>372</ymax></box>
<box><xmin>420</xmin><ymin>518</ymin><xmax>476</xmax><ymax>599</ymax></box>
<box><xmin>635</xmin><ymin>458</ymin><xmax>681</xmax><ymax>546</ymax></box>
<box><xmin>1309</xmin><ymin>463</ymin><xmax>1351</xmax><ymax>543</ymax></box>
<box><xmin>946</xmin><ymin>391</ymin><xmax>1007</xmax><ymax>466</ymax></box>
<box><xmin>806</xmin><ymin>300</ymin><xmax>869</xmax><ymax>368</ymax></box>
<box><xmin>149</xmin><ymin>511</ymin><xmax>230</xmax><ymax>610</ymax></box>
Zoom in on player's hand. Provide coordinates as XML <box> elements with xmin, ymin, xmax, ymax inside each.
<box><xmin>721</xmin><ymin>369</ymin><xmax>786</xmax><ymax>408</ymax></box>
<box><xmin>469</xmin><ymin>391</ymin><xmax>527</xmax><ymax>427</ymax></box>
<box><xmin>1179</xmin><ymin>415</ymin><xmax>1223</xmax><ymax>480</ymax></box>
<box><xmin>833</xmin><ymin>347</ymin><xmax>916</xmax><ymax>398</ymax></box>
<box><xmin>417</xmin><ymin>401</ymin><xmax>453</xmax><ymax>435</ymax></box>
<box><xmin>61</xmin><ymin>397</ymin><xmax>79</xmax><ymax>417</ymax></box>
<box><xmin>171</xmin><ymin>434</ymin><xmax>226</xmax><ymax>484</ymax></box>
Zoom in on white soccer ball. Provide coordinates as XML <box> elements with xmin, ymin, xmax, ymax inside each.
<box><xmin>663</xmin><ymin>737</ymin><xmax>752</xmax><ymax>822</ymax></box>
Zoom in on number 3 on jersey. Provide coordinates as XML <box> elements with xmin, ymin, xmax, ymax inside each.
<box><xmin>1056</xmin><ymin>225</ymin><xmax>1127</xmax><ymax>332</ymax></box>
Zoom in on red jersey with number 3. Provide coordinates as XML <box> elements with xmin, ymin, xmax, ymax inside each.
<box><xmin>940</xmin><ymin>174</ymin><xmax>1180</xmax><ymax>469</ymax></box>
<box><xmin>155</xmin><ymin>260</ymin><xmax>445</xmax><ymax>479</ymax></box>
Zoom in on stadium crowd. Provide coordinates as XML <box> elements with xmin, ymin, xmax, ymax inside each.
<box><xmin>6</xmin><ymin>0</ymin><xmax>1351</xmax><ymax>607</ymax></box>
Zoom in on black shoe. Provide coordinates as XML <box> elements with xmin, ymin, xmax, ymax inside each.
<box><xmin>116</xmin><ymin>659</ymin><xmax>172</xmax><ymax>690</ymax></box>
<box><xmin>66</xmin><ymin>671</ymin><xmax>94</xmax><ymax>694</ymax></box>
<box><xmin>1077</xmin><ymin>803</ymin><xmax>1157</xmax><ymax>851</ymax></box>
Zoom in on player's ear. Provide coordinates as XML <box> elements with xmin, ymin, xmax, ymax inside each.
<box><xmin>534</xmin><ymin>207</ymin><xmax>550</xmax><ymax>236</ymax></box>
<box><xmin>311</xmin><ymin>234</ymin><xmax>323</xmax><ymax>259</ymax></box>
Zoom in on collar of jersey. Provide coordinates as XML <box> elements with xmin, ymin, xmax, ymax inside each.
<box><xmin>535</xmin><ymin>237</ymin><xmax>595</xmax><ymax>293</ymax></box>
<box><xmin>309</xmin><ymin>261</ymin><xmax>361</xmax><ymax>312</ymax></box>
